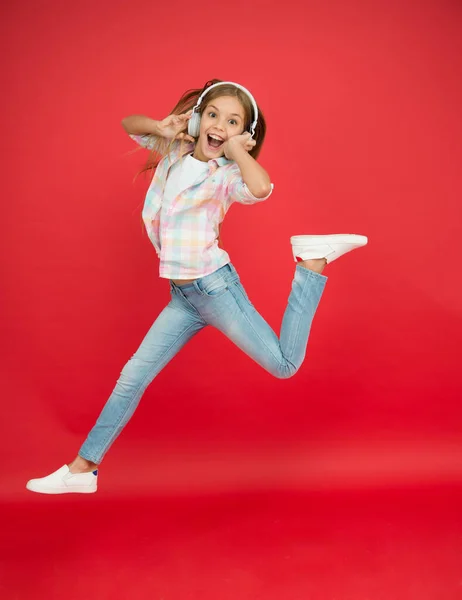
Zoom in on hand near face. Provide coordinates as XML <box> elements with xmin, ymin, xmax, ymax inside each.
<box><xmin>157</xmin><ymin>109</ymin><xmax>195</xmax><ymax>142</ymax></box>
<box><xmin>223</xmin><ymin>132</ymin><xmax>256</xmax><ymax>160</ymax></box>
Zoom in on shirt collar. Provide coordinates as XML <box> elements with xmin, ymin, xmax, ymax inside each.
<box><xmin>184</xmin><ymin>149</ymin><xmax>232</xmax><ymax>168</ymax></box>
<box><xmin>210</xmin><ymin>157</ymin><xmax>232</xmax><ymax>167</ymax></box>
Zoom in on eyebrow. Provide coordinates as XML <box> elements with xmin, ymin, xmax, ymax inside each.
<box><xmin>208</xmin><ymin>104</ymin><xmax>243</xmax><ymax>119</ymax></box>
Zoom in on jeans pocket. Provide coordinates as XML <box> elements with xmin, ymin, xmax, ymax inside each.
<box><xmin>201</xmin><ymin>277</ymin><xmax>229</xmax><ymax>298</ymax></box>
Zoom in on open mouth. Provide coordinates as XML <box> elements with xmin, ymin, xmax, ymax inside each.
<box><xmin>207</xmin><ymin>134</ymin><xmax>224</xmax><ymax>150</ymax></box>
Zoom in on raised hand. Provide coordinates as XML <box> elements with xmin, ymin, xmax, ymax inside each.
<box><xmin>157</xmin><ymin>109</ymin><xmax>195</xmax><ymax>142</ymax></box>
<box><xmin>223</xmin><ymin>132</ymin><xmax>256</xmax><ymax>160</ymax></box>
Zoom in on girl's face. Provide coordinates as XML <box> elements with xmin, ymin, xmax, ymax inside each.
<box><xmin>193</xmin><ymin>95</ymin><xmax>246</xmax><ymax>162</ymax></box>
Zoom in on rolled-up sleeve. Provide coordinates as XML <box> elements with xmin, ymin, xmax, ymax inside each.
<box><xmin>129</xmin><ymin>133</ymin><xmax>158</xmax><ymax>149</ymax></box>
<box><xmin>226</xmin><ymin>164</ymin><xmax>274</xmax><ymax>205</ymax></box>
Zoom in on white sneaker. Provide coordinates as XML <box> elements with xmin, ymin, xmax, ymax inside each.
<box><xmin>26</xmin><ymin>465</ymin><xmax>98</xmax><ymax>494</ymax></box>
<box><xmin>290</xmin><ymin>234</ymin><xmax>368</xmax><ymax>264</ymax></box>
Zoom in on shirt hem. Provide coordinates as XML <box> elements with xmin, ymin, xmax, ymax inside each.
<box><xmin>159</xmin><ymin>261</ymin><xmax>231</xmax><ymax>280</ymax></box>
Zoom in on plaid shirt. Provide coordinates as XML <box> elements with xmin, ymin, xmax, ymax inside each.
<box><xmin>130</xmin><ymin>134</ymin><xmax>273</xmax><ymax>279</ymax></box>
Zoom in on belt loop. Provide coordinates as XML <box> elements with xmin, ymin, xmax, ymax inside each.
<box><xmin>193</xmin><ymin>279</ymin><xmax>202</xmax><ymax>295</ymax></box>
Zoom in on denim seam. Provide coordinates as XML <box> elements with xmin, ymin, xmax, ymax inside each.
<box><xmin>283</xmin><ymin>267</ymin><xmax>312</xmax><ymax>365</ymax></box>
<box><xmin>196</xmin><ymin>277</ymin><xmax>228</xmax><ymax>298</ymax></box>
<box><xmin>84</xmin><ymin>319</ymin><xmax>204</xmax><ymax>463</ymax></box>
<box><xmin>285</xmin><ymin>266</ymin><xmax>327</xmax><ymax>366</ymax></box>
<box><xmin>295</xmin><ymin>263</ymin><xmax>328</xmax><ymax>282</ymax></box>
<box><xmin>196</xmin><ymin>274</ymin><xmax>239</xmax><ymax>297</ymax></box>
<box><xmin>169</xmin><ymin>300</ymin><xmax>207</xmax><ymax>324</ymax></box>
<box><xmin>173</xmin><ymin>291</ymin><xmax>207</xmax><ymax>324</ymax></box>
<box><xmin>228</xmin><ymin>283</ymin><xmax>287</xmax><ymax>371</ymax></box>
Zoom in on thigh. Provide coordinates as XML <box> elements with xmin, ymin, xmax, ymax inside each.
<box><xmin>131</xmin><ymin>300</ymin><xmax>206</xmax><ymax>363</ymax></box>
<box><xmin>205</xmin><ymin>266</ymin><xmax>326</xmax><ymax>378</ymax></box>
<box><xmin>120</xmin><ymin>299</ymin><xmax>207</xmax><ymax>381</ymax></box>
<box><xmin>206</xmin><ymin>278</ymin><xmax>287</xmax><ymax>377</ymax></box>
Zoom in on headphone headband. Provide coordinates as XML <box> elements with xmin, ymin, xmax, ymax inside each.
<box><xmin>189</xmin><ymin>81</ymin><xmax>259</xmax><ymax>138</ymax></box>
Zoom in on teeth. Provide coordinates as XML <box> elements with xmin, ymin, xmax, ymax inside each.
<box><xmin>209</xmin><ymin>134</ymin><xmax>223</xmax><ymax>141</ymax></box>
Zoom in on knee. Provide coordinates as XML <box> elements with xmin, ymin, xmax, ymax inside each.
<box><xmin>116</xmin><ymin>357</ymin><xmax>149</xmax><ymax>390</ymax></box>
<box><xmin>271</xmin><ymin>363</ymin><xmax>298</xmax><ymax>379</ymax></box>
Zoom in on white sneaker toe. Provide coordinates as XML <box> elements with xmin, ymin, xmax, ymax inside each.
<box><xmin>290</xmin><ymin>234</ymin><xmax>368</xmax><ymax>264</ymax></box>
<box><xmin>26</xmin><ymin>465</ymin><xmax>98</xmax><ymax>494</ymax></box>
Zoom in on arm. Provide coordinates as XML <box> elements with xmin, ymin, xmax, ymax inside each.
<box><xmin>224</xmin><ymin>133</ymin><xmax>272</xmax><ymax>198</ymax></box>
<box><xmin>121</xmin><ymin>111</ymin><xmax>195</xmax><ymax>142</ymax></box>
<box><xmin>121</xmin><ymin>115</ymin><xmax>163</xmax><ymax>136</ymax></box>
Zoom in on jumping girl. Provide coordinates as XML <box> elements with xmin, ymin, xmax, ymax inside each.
<box><xmin>26</xmin><ymin>79</ymin><xmax>368</xmax><ymax>494</ymax></box>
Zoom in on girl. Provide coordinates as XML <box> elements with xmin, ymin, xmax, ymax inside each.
<box><xmin>26</xmin><ymin>79</ymin><xmax>367</xmax><ymax>494</ymax></box>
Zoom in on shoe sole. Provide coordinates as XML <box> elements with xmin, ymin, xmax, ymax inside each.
<box><xmin>26</xmin><ymin>482</ymin><xmax>97</xmax><ymax>494</ymax></box>
<box><xmin>291</xmin><ymin>234</ymin><xmax>368</xmax><ymax>245</ymax></box>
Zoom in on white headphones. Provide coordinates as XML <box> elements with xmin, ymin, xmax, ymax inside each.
<box><xmin>187</xmin><ymin>81</ymin><xmax>259</xmax><ymax>138</ymax></box>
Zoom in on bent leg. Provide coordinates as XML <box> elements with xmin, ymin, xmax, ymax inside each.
<box><xmin>79</xmin><ymin>301</ymin><xmax>206</xmax><ymax>464</ymax></box>
<box><xmin>211</xmin><ymin>265</ymin><xmax>327</xmax><ymax>378</ymax></box>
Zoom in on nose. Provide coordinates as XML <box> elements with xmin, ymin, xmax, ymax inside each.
<box><xmin>216</xmin><ymin>117</ymin><xmax>226</xmax><ymax>131</ymax></box>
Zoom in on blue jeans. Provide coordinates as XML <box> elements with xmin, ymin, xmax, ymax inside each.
<box><xmin>79</xmin><ymin>262</ymin><xmax>327</xmax><ymax>464</ymax></box>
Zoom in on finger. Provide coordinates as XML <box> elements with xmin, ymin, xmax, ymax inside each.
<box><xmin>176</xmin><ymin>133</ymin><xmax>196</xmax><ymax>143</ymax></box>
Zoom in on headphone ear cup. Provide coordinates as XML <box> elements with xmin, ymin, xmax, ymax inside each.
<box><xmin>188</xmin><ymin>113</ymin><xmax>201</xmax><ymax>138</ymax></box>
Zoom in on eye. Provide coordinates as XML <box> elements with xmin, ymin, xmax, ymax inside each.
<box><xmin>229</xmin><ymin>119</ymin><xmax>238</xmax><ymax>126</ymax></box>
<box><xmin>208</xmin><ymin>112</ymin><xmax>216</xmax><ymax>118</ymax></box>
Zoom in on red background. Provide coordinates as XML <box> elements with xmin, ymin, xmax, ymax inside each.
<box><xmin>1</xmin><ymin>0</ymin><xmax>462</xmax><ymax>598</ymax></box>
